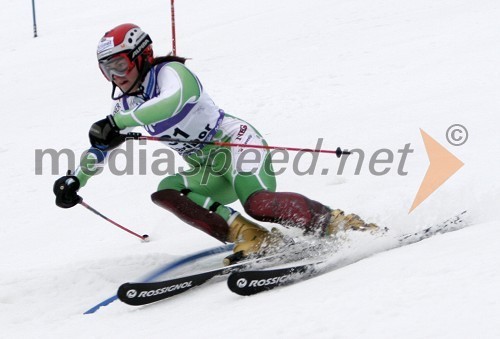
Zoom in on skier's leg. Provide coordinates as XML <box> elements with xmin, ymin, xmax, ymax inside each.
<box><xmin>224</xmin><ymin>142</ymin><xmax>333</xmax><ymax>234</ymax></box>
<box><xmin>243</xmin><ymin>190</ymin><xmax>331</xmax><ymax>234</ymax></box>
<box><xmin>244</xmin><ymin>190</ymin><xmax>378</xmax><ymax>235</ymax></box>
<box><xmin>217</xmin><ymin>150</ymin><xmax>289</xmax><ymax>257</ymax></box>
<box><xmin>152</xmin><ymin>168</ymin><xmax>237</xmax><ymax>242</ymax></box>
<box><xmin>152</xmin><ymin>161</ymin><xmax>278</xmax><ymax>255</ymax></box>
<box><xmin>231</xmin><ymin>151</ymin><xmax>377</xmax><ymax>235</ymax></box>
<box><xmin>151</xmin><ymin>120</ymin><xmax>284</xmax><ymax>257</ymax></box>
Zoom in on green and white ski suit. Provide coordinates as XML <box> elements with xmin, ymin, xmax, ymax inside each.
<box><xmin>76</xmin><ymin>61</ymin><xmax>277</xmax><ymax>223</ymax></box>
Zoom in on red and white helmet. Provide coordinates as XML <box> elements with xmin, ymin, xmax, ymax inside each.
<box><xmin>97</xmin><ymin>23</ymin><xmax>154</xmax><ymax>81</ymax></box>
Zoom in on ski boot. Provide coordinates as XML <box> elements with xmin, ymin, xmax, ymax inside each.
<box><xmin>327</xmin><ymin>209</ymin><xmax>379</xmax><ymax>235</ymax></box>
<box><xmin>224</xmin><ymin>214</ymin><xmax>287</xmax><ymax>265</ymax></box>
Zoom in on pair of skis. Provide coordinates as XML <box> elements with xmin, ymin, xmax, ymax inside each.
<box><xmin>118</xmin><ymin>210</ymin><xmax>469</xmax><ymax>306</ymax></box>
<box><xmin>118</xmin><ymin>240</ymin><xmax>332</xmax><ymax>304</ymax></box>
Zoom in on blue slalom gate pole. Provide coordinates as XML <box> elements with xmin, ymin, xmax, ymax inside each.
<box><xmin>31</xmin><ymin>0</ymin><xmax>38</xmax><ymax>37</ymax></box>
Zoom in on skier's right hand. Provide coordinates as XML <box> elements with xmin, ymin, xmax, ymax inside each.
<box><xmin>53</xmin><ymin>175</ymin><xmax>82</xmax><ymax>208</ymax></box>
<box><xmin>89</xmin><ymin>115</ymin><xmax>126</xmax><ymax>151</ymax></box>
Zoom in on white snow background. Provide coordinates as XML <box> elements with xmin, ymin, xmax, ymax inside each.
<box><xmin>1</xmin><ymin>0</ymin><xmax>499</xmax><ymax>338</ymax></box>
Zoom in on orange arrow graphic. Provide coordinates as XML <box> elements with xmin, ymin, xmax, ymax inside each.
<box><xmin>409</xmin><ymin>129</ymin><xmax>464</xmax><ymax>213</ymax></box>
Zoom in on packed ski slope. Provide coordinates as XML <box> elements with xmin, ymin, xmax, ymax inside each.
<box><xmin>1</xmin><ymin>0</ymin><xmax>499</xmax><ymax>338</ymax></box>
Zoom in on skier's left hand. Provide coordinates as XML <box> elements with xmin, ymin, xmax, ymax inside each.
<box><xmin>53</xmin><ymin>174</ymin><xmax>82</xmax><ymax>208</ymax></box>
<box><xmin>89</xmin><ymin>115</ymin><xmax>126</xmax><ymax>151</ymax></box>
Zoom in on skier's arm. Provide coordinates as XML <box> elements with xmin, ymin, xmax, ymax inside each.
<box><xmin>72</xmin><ymin>62</ymin><xmax>201</xmax><ymax>188</ymax></box>
<box><xmin>74</xmin><ymin>148</ymin><xmax>108</xmax><ymax>187</ymax></box>
<box><xmin>113</xmin><ymin>62</ymin><xmax>202</xmax><ymax>129</ymax></box>
<box><xmin>75</xmin><ymin>122</ymin><xmax>135</xmax><ymax>188</ymax></box>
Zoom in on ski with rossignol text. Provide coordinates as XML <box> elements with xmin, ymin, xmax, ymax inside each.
<box><xmin>227</xmin><ymin>210</ymin><xmax>469</xmax><ymax>296</ymax></box>
<box><xmin>118</xmin><ymin>266</ymin><xmax>236</xmax><ymax>305</ymax></box>
<box><xmin>227</xmin><ymin>261</ymin><xmax>325</xmax><ymax>296</ymax></box>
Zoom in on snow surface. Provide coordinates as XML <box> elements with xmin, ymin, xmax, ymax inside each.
<box><xmin>1</xmin><ymin>0</ymin><xmax>499</xmax><ymax>337</ymax></box>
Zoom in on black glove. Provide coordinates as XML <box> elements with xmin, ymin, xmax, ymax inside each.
<box><xmin>89</xmin><ymin>115</ymin><xmax>125</xmax><ymax>151</ymax></box>
<box><xmin>53</xmin><ymin>175</ymin><xmax>82</xmax><ymax>208</ymax></box>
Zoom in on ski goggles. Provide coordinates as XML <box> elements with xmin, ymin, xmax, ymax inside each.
<box><xmin>99</xmin><ymin>53</ymin><xmax>135</xmax><ymax>80</ymax></box>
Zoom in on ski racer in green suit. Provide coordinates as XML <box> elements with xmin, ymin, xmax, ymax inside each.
<box><xmin>53</xmin><ymin>23</ymin><xmax>378</xmax><ymax>262</ymax></box>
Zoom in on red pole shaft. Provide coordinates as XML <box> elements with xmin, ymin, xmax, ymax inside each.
<box><xmin>80</xmin><ymin>201</ymin><xmax>147</xmax><ymax>241</ymax></box>
<box><xmin>135</xmin><ymin>135</ymin><xmax>348</xmax><ymax>156</ymax></box>
<box><xmin>170</xmin><ymin>0</ymin><xmax>176</xmax><ymax>55</ymax></box>
<box><xmin>212</xmin><ymin>141</ymin><xmax>340</xmax><ymax>155</ymax></box>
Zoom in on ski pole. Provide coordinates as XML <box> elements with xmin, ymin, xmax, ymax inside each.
<box><xmin>124</xmin><ymin>133</ymin><xmax>350</xmax><ymax>158</ymax></box>
<box><xmin>79</xmin><ymin>200</ymin><xmax>149</xmax><ymax>242</ymax></box>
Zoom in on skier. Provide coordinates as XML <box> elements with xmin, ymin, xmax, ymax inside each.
<box><xmin>53</xmin><ymin>23</ymin><xmax>378</xmax><ymax>263</ymax></box>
